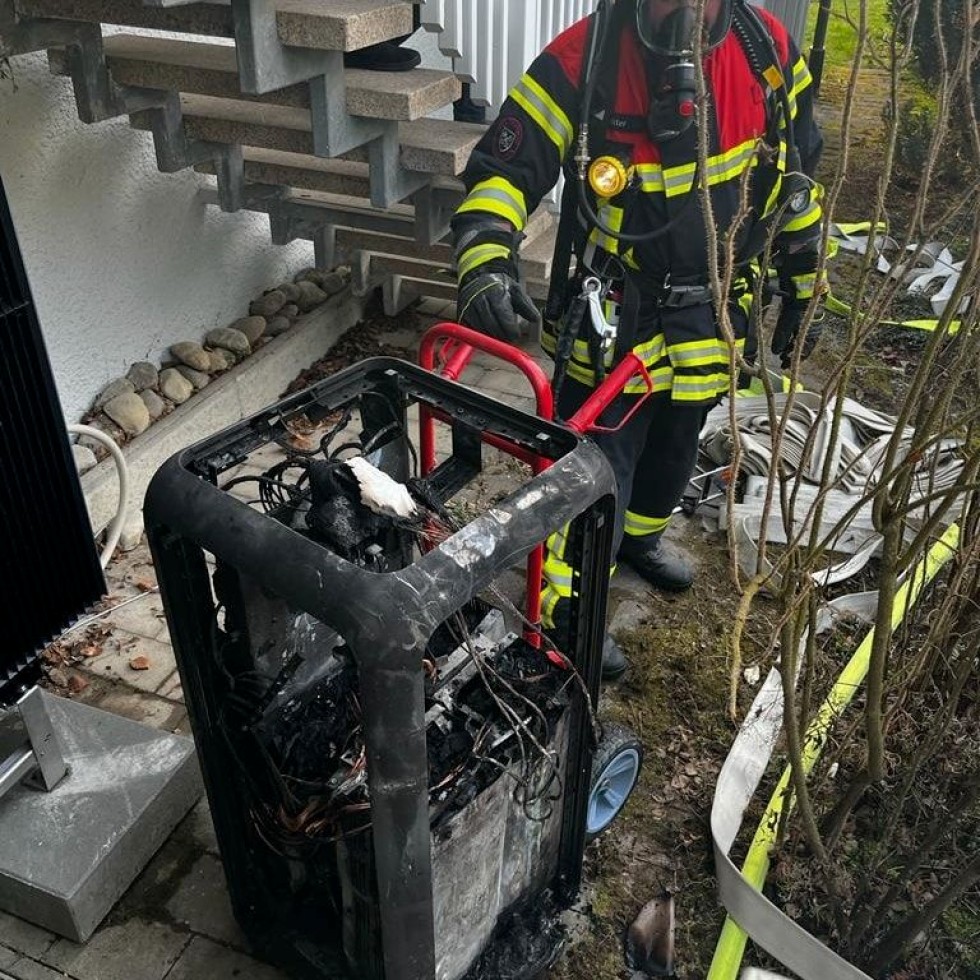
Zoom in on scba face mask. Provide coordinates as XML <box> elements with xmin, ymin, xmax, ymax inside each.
<box><xmin>635</xmin><ymin>0</ymin><xmax>733</xmax><ymax>56</ymax></box>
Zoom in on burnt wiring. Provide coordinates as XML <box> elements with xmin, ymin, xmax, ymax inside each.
<box><xmin>212</xmin><ymin>398</ymin><xmax>598</xmax><ymax>852</ymax></box>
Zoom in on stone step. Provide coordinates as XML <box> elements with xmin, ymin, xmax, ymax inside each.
<box><xmin>377</xmin><ymin>264</ymin><xmax>550</xmax><ymax>317</ymax></box>
<box><xmin>354</xmin><ymin>227</ymin><xmax>555</xmax><ymax>299</ymax></box>
<box><xmin>19</xmin><ymin>0</ymin><xmax>413</xmax><ymax>51</ymax></box>
<box><xmin>334</xmin><ymin>208</ymin><xmax>556</xmax><ymax>274</ymax></box>
<box><xmin>48</xmin><ymin>34</ymin><xmax>460</xmax><ymax>119</ymax></box>
<box><xmin>199</xmin><ymin>147</ymin><xmax>374</xmax><ymax>198</ymax></box>
<box><xmin>132</xmin><ymin>93</ymin><xmax>485</xmax><ymax>175</ymax></box>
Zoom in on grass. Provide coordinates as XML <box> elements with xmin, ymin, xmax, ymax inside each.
<box><xmin>804</xmin><ymin>0</ymin><xmax>891</xmax><ymax>70</ymax></box>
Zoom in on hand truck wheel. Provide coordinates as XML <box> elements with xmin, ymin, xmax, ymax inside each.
<box><xmin>586</xmin><ymin>723</ymin><xmax>643</xmax><ymax>839</ymax></box>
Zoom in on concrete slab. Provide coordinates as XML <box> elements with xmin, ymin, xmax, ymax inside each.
<box><xmin>0</xmin><ymin>694</ymin><xmax>201</xmax><ymax>943</ymax></box>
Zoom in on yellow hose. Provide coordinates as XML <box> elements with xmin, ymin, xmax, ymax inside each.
<box><xmin>707</xmin><ymin>523</ymin><xmax>961</xmax><ymax>980</ymax></box>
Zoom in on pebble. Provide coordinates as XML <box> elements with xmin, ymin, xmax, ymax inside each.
<box><xmin>206</xmin><ymin>326</ymin><xmax>251</xmax><ymax>357</ymax></box>
<box><xmin>140</xmin><ymin>389</ymin><xmax>165</xmax><ymax>420</ymax></box>
<box><xmin>293</xmin><ymin>267</ymin><xmax>322</xmax><ymax>286</ymax></box>
<box><xmin>177</xmin><ymin>365</ymin><xmax>210</xmax><ymax>390</ymax></box>
<box><xmin>76</xmin><ymin>418</ymin><xmax>123</xmax><ymax>459</ymax></box>
<box><xmin>103</xmin><ymin>392</ymin><xmax>150</xmax><ymax>436</ymax></box>
<box><xmin>72</xmin><ymin>443</ymin><xmax>98</xmax><ymax>474</ymax></box>
<box><xmin>208</xmin><ymin>348</ymin><xmax>236</xmax><ymax>372</ymax></box>
<box><xmin>233</xmin><ymin>315</ymin><xmax>267</xmax><ymax>345</ymax></box>
<box><xmin>160</xmin><ymin>368</ymin><xmax>194</xmax><ymax>404</ymax></box>
<box><xmin>126</xmin><ymin>361</ymin><xmax>159</xmax><ymax>391</ymax></box>
<box><xmin>296</xmin><ymin>280</ymin><xmax>329</xmax><ymax>312</ymax></box>
<box><xmin>249</xmin><ymin>289</ymin><xmax>286</xmax><ymax>318</ymax></box>
<box><xmin>266</xmin><ymin>316</ymin><xmax>292</xmax><ymax>336</ymax></box>
<box><xmin>276</xmin><ymin>282</ymin><xmax>301</xmax><ymax>303</ymax></box>
<box><xmin>171</xmin><ymin>341</ymin><xmax>212</xmax><ymax>373</ymax></box>
<box><xmin>94</xmin><ymin>377</ymin><xmax>135</xmax><ymax>410</ymax></box>
<box><xmin>280</xmin><ymin>303</ymin><xmax>299</xmax><ymax>320</ymax></box>
<box><xmin>320</xmin><ymin>271</ymin><xmax>347</xmax><ymax>296</ymax></box>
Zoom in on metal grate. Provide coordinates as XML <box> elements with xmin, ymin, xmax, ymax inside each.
<box><xmin>0</xmin><ymin>175</ymin><xmax>105</xmax><ymax>705</ymax></box>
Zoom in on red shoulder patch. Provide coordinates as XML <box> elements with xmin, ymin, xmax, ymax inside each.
<box><xmin>543</xmin><ymin>16</ymin><xmax>591</xmax><ymax>86</ymax></box>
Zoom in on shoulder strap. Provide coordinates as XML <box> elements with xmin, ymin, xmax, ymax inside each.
<box><xmin>730</xmin><ymin>0</ymin><xmax>785</xmax><ymax>137</ymax></box>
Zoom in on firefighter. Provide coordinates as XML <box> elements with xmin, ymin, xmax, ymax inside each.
<box><xmin>450</xmin><ymin>0</ymin><xmax>824</xmax><ymax>679</ymax></box>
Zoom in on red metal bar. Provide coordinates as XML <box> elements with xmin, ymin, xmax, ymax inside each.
<box><xmin>419</xmin><ymin>323</ymin><xmax>654</xmax><ymax>661</ymax></box>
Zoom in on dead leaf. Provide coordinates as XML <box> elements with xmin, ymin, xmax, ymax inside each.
<box><xmin>133</xmin><ymin>578</ymin><xmax>156</xmax><ymax>593</ymax></box>
<box><xmin>67</xmin><ymin>674</ymin><xmax>89</xmax><ymax>694</ymax></box>
<box><xmin>129</xmin><ymin>655</ymin><xmax>151</xmax><ymax>671</ymax></box>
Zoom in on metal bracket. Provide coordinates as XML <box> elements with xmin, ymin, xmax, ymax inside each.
<box><xmin>307</xmin><ymin>64</ymin><xmax>428</xmax><ymax>210</ymax></box>
<box><xmin>129</xmin><ymin>89</ymin><xmax>226</xmax><ymax>173</ymax></box>
<box><xmin>411</xmin><ymin>183</ymin><xmax>460</xmax><ymax>246</ymax></box>
<box><xmin>0</xmin><ymin>687</ymin><xmax>68</xmax><ymax>801</ymax></box>
<box><xmin>231</xmin><ymin>0</ymin><xmax>333</xmax><ymax>95</ymax></box>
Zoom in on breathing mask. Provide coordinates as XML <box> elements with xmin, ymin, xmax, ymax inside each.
<box><xmin>636</xmin><ymin>0</ymin><xmax>733</xmax><ymax>140</ymax></box>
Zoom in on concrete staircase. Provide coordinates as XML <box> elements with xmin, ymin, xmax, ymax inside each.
<box><xmin>1</xmin><ymin>0</ymin><xmax>558</xmax><ymax>317</ymax></box>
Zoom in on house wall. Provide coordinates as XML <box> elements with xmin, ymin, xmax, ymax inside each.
<box><xmin>0</xmin><ymin>49</ymin><xmax>313</xmax><ymax>425</ymax></box>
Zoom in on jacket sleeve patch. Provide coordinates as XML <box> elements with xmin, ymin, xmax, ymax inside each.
<box><xmin>493</xmin><ymin>116</ymin><xmax>525</xmax><ymax>160</ymax></box>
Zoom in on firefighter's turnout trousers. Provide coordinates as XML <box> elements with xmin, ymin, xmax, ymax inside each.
<box><xmin>539</xmin><ymin>283</ymin><xmax>749</xmax><ymax>629</ymax></box>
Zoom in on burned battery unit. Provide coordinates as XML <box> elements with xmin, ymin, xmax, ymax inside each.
<box><xmin>146</xmin><ymin>358</ymin><xmax>618</xmax><ymax>980</ymax></box>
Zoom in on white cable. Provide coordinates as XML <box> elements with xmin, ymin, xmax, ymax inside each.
<box><xmin>67</xmin><ymin>423</ymin><xmax>129</xmax><ymax>570</ymax></box>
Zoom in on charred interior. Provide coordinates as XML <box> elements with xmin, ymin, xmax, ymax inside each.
<box><xmin>146</xmin><ymin>359</ymin><xmax>617</xmax><ymax>980</ymax></box>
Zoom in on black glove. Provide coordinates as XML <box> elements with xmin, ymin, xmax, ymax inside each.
<box><xmin>457</xmin><ymin>268</ymin><xmax>540</xmax><ymax>343</ymax></box>
<box><xmin>771</xmin><ymin>300</ymin><xmax>824</xmax><ymax>368</ymax></box>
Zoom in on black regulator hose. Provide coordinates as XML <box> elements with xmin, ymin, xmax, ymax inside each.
<box><xmin>572</xmin><ymin>0</ymin><xmax>701</xmax><ymax>246</ymax></box>
<box><xmin>573</xmin><ymin>0</ymin><xmax>809</xmax><ymax>248</ymax></box>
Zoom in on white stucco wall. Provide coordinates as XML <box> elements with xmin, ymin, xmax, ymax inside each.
<box><xmin>0</xmin><ymin>49</ymin><xmax>313</xmax><ymax>424</ymax></box>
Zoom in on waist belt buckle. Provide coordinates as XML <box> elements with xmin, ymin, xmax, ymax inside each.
<box><xmin>661</xmin><ymin>283</ymin><xmax>713</xmax><ymax>309</ymax></box>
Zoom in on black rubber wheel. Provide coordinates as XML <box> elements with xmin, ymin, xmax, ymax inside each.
<box><xmin>586</xmin><ymin>722</ymin><xmax>643</xmax><ymax>839</ymax></box>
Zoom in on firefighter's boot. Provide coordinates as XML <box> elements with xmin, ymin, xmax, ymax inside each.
<box><xmin>618</xmin><ymin>533</ymin><xmax>694</xmax><ymax>592</ymax></box>
<box><xmin>546</xmin><ymin>602</ymin><xmax>628</xmax><ymax>682</ymax></box>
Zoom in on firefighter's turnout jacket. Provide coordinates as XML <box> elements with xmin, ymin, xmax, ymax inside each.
<box><xmin>453</xmin><ymin>4</ymin><xmax>824</xmax><ymax>406</ymax></box>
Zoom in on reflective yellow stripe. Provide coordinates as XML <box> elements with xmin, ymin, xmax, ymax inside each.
<box><xmin>511</xmin><ymin>73</ymin><xmax>573</xmax><ymax>154</ymax></box>
<box><xmin>457</xmin><ymin>242</ymin><xmax>510</xmax><ymax>278</ymax></box>
<box><xmin>456</xmin><ymin>177</ymin><xmax>528</xmax><ymax>230</ymax></box>
<box><xmin>669</xmin><ymin>336</ymin><xmax>745</xmax><ymax>368</ymax></box>
<box><xmin>786</xmin><ymin>57</ymin><xmax>813</xmax><ymax>120</ymax></box>
<box><xmin>661</xmin><ymin>139</ymin><xmax>772</xmax><ymax>197</ymax></box>
<box><xmin>782</xmin><ymin>198</ymin><xmax>822</xmax><ymax>233</ymax></box>
<box><xmin>588</xmin><ymin>203</ymin><xmax>623</xmax><ymax>254</ymax></box>
<box><xmin>671</xmin><ymin>372</ymin><xmax>731</xmax><ymax>401</ymax></box>
<box><xmin>623</xmin><ymin>514</ymin><xmax>671</xmax><ymax>536</ymax></box>
<box><xmin>635</xmin><ymin>163</ymin><xmax>667</xmax><ymax>193</ymax></box>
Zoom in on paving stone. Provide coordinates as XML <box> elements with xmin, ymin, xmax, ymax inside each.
<box><xmin>0</xmin><ymin>944</ymin><xmax>17</xmax><ymax>969</ymax></box>
<box><xmin>103</xmin><ymin>591</ymin><xmax>167</xmax><ymax>640</ymax></box>
<box><xmin>43</xmin><ymin>920</ymin><xmax>190</xmax><ymax>980</ymax></box>
<box><xmin>0</xmin><ymin>912</ymin><xmax>56</xmax><ymax>959</ymax></box>
<box><xmin>82</xmin><ymin>631</ymin><xmax>177</xmax><ymax>695</ymax></box>
<box><xmin>164</xmin><ymin>935</ymin><xmax>290</xmax><ymax>980</ymax></box>
<box><xmin>88</xmin><ymin>685</ymin><xmax>185</xmax><ymax>732</ymax></box>
<box><xmin>155</xmin><ymin>671</ymin><xmax>184</xmax><ymax>704</ymax></box>
<box><xmin>4</xmin><ymin>955</ymin><xmax>68</xmax><ymax>980</ymax></box>
<box><xmin>172</xmin><ymin>799</ymin><xmax>219</xmax><ymax>857</ymax></box>
<box><xmin>165</xmin><ymin>854</ymin><xmax>244</xmax><ymax>948</ymax></box>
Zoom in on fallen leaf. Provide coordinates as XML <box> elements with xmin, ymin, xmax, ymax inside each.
<box><xmin>133</xmin><ymin>578</ymin><xmax>156</xmax><ymax>593</ymax></box>
<box><xmin>68</xmin><ymin>674</ymin><xmax>89</xmax><ymax>694</ymax></box>
<box><xmin>129</xmin><ymin>655</ymin><xmax>151</xmax><ymax>671</ymax></box>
